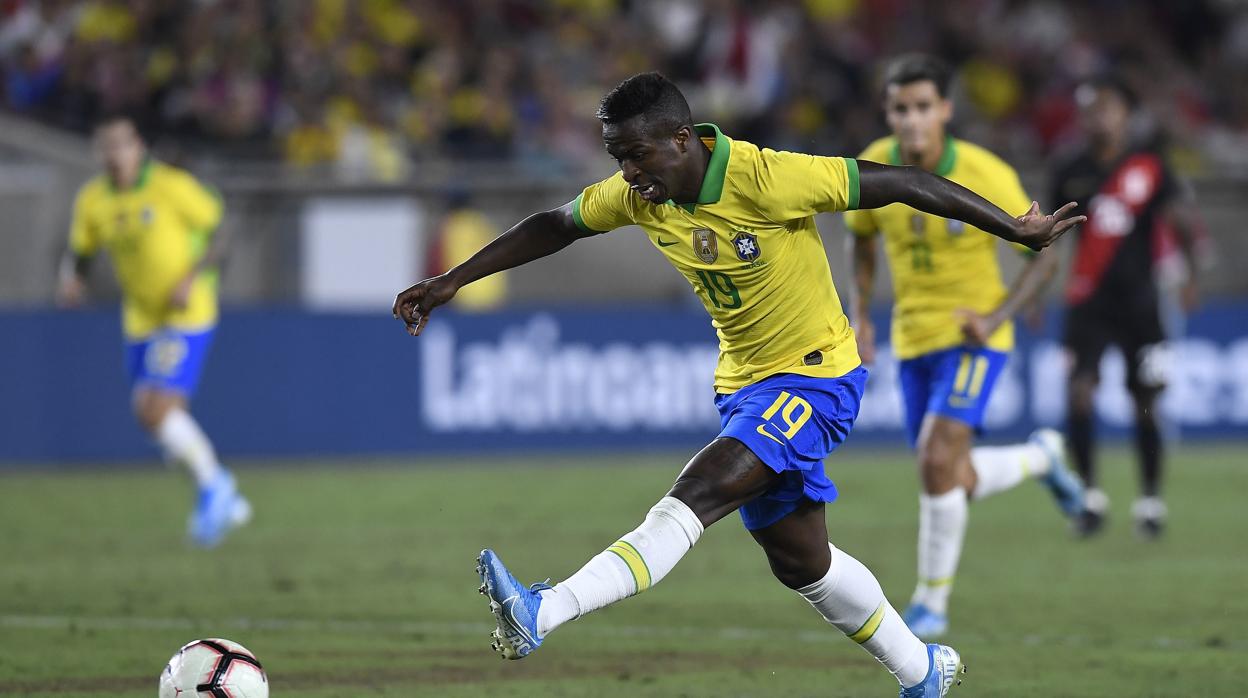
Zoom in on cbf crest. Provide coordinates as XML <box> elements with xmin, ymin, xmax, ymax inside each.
<box><xmin>732</xmin><ymin>230</ymin><xmax>760</xmax><ymax>262</ymax></box>
<box><xmin>692</xmin><ymin>228</ymin><xmax>718</xmax><ymax>263</ymax></box>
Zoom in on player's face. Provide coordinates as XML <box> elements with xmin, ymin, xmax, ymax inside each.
<box><xmin>883</xmin><ymin>80</ymin><xmax>952</xmax><ymax>156</ymax></box>
<box><xmin>95</xmin><ymin>120</ymin><xmax>146</xmax><ymax>179</ymax></box>
<box><xmin>602</xmin><ymin>119</ymin><xmax>695</xmax><ymax>205</ymax></box>
<box><xmin>1077</xmin><ymin>86</ymin><xmax>1130</xmax><ymax>143</ymax></box>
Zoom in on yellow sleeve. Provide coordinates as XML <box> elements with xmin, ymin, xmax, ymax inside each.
<box><xmin>756</xmin><ymin>150</ymin><xmax>860</xmax><ymax>221</ymax></box>
<box><xmin>571</xmin><ymin>173</ymin><xmax>635</xmax><ymax>233</ymax></box>
<box><xmin>169</xmin><ymin>170</ymin><xmax>223</xmax><ymax>232</ymax></box>
<box><xmin>68</xmin><ymin>186</ymin><xmax>98</xmax><ymax>256</ymax></box>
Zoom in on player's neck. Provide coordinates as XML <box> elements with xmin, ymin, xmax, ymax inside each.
<box><xmin>108</xmin><ymin>167</ymin><xmax>140</xmax><ymax>190</ymax></box>
<box><xmin>1093</xmin><ymin>135</ymin><xmax>1126</xmax><ymax>165</ymax></box>
<box><xmin>673</xmin><ymin>138</ymin><xmax>713</xmax><ymax>205</ymax></box>
<box><xmin>901</xmin><ymin>139</ymin><xmax>945</xmax><ymax>172</ymax></box>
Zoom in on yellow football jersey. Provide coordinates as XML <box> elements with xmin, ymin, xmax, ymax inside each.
<box><xmin>843</xmin><ymin>136</ymin><xmax>1031</xmax><ymax>360</ymax></box>
<box><xmin>70</xmin><ymin>161</ymin><xmax>223</xmax><ymax>340</ymax></box>
<box><xmin>573</xmin><ymin>123</ymin><xmax>861</xmax><ymax>393</ymax></box>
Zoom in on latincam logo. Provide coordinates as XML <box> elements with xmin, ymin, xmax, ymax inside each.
<box><xmin>420</xmin><ymin>315</ymin><xmax>721</xmax><ymax>432</ymax></box>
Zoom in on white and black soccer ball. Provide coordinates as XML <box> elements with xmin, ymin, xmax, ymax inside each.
<box><xmin>158</xmin><ymin>638</ymin><xmax>268</xmax><ymax>698</ymax></box>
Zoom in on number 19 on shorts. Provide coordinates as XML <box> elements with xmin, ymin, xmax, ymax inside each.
<box><xmin>755</xmin><ymin>391</ymin><xmax>813</xmax><ymax>444</ymax></box>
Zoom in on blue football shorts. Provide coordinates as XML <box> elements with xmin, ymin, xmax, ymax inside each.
<box><xmin>125</xmin><ymin>326</ymin><xmax>215</xmax><ymax>397</ymax></box>
<box><xmin>897</xmin><ymin>345</ymin><xmax>1009</xmax><ymax>448</ymax></box>
<box><xmin>714</xmin><ymin>366</ymin><xmax>868</xmax><ymax>531</ymax></box>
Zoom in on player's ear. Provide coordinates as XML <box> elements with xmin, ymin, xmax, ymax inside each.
<box><xmin>674</xmin><ymin>126</ymin><xmax>691</xmax><ymax>152</ymax></box>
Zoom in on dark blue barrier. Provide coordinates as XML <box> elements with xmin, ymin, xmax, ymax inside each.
<box><xmin>1</xmin><ymin>302</ymin><xmax>1245</xmax><ymax>463</ymax></box>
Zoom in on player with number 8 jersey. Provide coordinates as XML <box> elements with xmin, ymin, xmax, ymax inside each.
<box><xmin>843</xmin><ymin>55</ymin><xmax>1086</xmax><ymax>640</ymax></box>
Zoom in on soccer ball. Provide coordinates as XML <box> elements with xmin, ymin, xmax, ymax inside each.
<box><xmin>158</xmin><ymin>638</ymin><xmax>268</xmax><ymax>698</ymax></box>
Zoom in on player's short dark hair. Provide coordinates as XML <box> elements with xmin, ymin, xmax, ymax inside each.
<box><xmin>596</xmin><ymin>72</ymin><xmax>693</xmax><ymax>136</ymax></box>
<box><xmin>1079</xmin><ymin>73</ymin><xmax>1138</xmax><ymax>109</ymax></box>
<box><xmin>882</xmin><ymin>53</ymin><xmax>953</xmax><ymax>98</ymax></box>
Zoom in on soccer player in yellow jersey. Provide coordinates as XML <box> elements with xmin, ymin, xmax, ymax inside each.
<box><xmin>844</xmin><ymin>55</ymin><xmax>1085</xmax><ymax>639</ymax></box>
<box><xmin>394</xmin><ymin>73</ymin><xmax>1083</xmax><ymax>697</ymax></box>
<box><xmin>56</xmin><ymin>115</ymin><xmax>250</xmax><ymax>548</ymax></box>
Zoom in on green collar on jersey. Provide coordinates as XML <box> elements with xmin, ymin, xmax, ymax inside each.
<box><xmin>890</xmin><ymin>135</ymin><xmax>956</xmax><ymax>177</ymax></box>
<box><xmin>108</xmin><ymin>158</ymin><xmax>153</xmax><ymax>193</ymax></box>
<box><xmin>667</xmin><ymin>122</ymin><xmax>730</xmax><ymax>212</ymax></box>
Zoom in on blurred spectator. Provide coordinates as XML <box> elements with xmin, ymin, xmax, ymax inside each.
<box><xmin>426</xmin><ymin>191</ymin><xmax>506</xmax><ymax>312</ymax></box>
<box><xmin>0</xmin><ymin>0</ymin><xmax>1245</xmax><ymax>177</ymax></box>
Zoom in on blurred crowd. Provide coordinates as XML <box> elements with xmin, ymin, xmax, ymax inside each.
<box><xmin>2</xmin><ymin>0</ymin><xmax>1246</xmax><ymax>180</ymax></box>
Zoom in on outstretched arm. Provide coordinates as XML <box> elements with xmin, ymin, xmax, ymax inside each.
<box><xmin>392</xmin><ymin>202</ymin><xmax>591</xmax><ymax>335</ymax></box>
<box><xmin>857</xmin><ymin>161</ymin><xmax>1086</xmax><ymax>250</ymax></box>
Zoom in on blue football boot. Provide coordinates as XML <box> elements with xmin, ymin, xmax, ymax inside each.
<box><xmin>1031</xmin><ymin>428</ymin><xmax>1084</xmax><ymax>518</ymax></box>
<box><xmin>900</xmin><ymin>643</ymin><xmax>965</xmax><ymax>697</ymax></box>
<box><xmin>188</xmin><ymin>469</ymin><xmax>251</xmax><ymax>548</ymax></box>
<box><xmin>903</xmin><ymin>603</ymin><xmax>949</xmax><ymax>639</ymax></box>
<box><xmin>477</xmin><ymin>548</ymin><xmax>550</xmax><ymax>659</ymax></box>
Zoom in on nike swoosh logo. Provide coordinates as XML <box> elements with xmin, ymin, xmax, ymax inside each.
<box><xmin>502</xmin><ymin>595</ymin><xmax>537</xmax><ymax>644</ymax></box>
<box><xmin>755</xmin><ymin>424</ymin><xmax>784</xmax><ymax>444</ymax></box>
<box><xmin>656</xmin><ymin>238</ymin><xmax>678</xmax><ymax>247</ymax></box>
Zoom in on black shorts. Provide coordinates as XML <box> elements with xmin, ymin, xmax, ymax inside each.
<box><xmin>1063</xmin><ymin>301</ymin><xmax>1168</xmax><ymax>392</ymax></box>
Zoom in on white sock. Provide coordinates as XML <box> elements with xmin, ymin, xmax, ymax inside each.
<box><xmin>970</xmin><ymin>441</ymin><xmax>1051</xmax><ymax>500</ymax></box>
<box><xmin>912</xmin><ymin>488</ymin><xmax>967</xmax><ymax>615</ymax></box>
<box><xmin>798</xmin><ymin>543</ymin><xmax>930</xmax><ymax>688</ymax></box>
<box><xmin>536</xmin><ymin>496</ymin><xmax>703</xmax><ymax>637</ymax></box>
<box><xmin>156</xmin><ymin>408</ymin><xmax>222</xmax><ymax>487</ymax></box>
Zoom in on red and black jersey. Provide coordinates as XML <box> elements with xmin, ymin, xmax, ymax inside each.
<box><xmin>1049</xmin><ymin>145</ymin><xmax>1178</xmax><ymax>311</ymax></box>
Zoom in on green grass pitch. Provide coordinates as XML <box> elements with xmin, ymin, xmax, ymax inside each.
<box><xmin>1</xmin><ymin>444</ymin><xmax>1245</xmax><ymax>697</ymax></box>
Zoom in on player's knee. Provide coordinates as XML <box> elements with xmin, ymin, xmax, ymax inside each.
<box><xmin>134</xmin><ymin>403</ymin><xmax>162</xmax><ymax>432</ymax></box>
<box><xmin>667</xmin><ymin>473</ymin><xmax>725</xmax><ymax>525</ymax></box>
<box><xmin>917</xmin><ymin>439</ymin><xmax>958</xmax><ymax>493</ymax></box>
<box><xmin>765</xmin><ymin>549</ymin><xmax>820</xmax><ymax>589</ymax></box>
<box><xmin>133</xmin><ymin>392</ymin><xmax>175</xmax><ymax>432</ymax></box>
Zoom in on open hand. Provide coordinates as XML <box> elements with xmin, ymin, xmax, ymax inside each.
<box><xmin>392</xmin><ymin>274</ymin><xmax>459</xmax><ymax>336</ymax></box>
<box><xmin>957</xmin><ymin>309</ymin><xmax>999</xmax><ymax>347</ymax></box>
<box><xmin>56</xmin><ymin>275</ymin><xmax>87</xmax><ymax>308</ymax></box>
<box><xmin>170</xmin><ymin>276</ymin><xmax>194</xmax><ymax>311</ymax></box>
<box><xmin>1015</xmin><ymin>201</ymin><xmax>1086</xmax><ymax>251</ymax></box>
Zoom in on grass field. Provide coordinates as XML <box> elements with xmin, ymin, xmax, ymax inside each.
<box><xmin>1</xmin><ymin>444</ymin><xmax>1245</xmax><ymax>697</ymax></box>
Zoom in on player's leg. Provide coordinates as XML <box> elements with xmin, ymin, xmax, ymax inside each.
<box><xmin>478</xmin><ymin>436</ymin><xmax>775</xmax><ymax>659</ymax></box>
<box><xmin>750</xmin><ymin>499</ymin><xmax>963</xmax><ymax>693</ymax></box>
<box><xmin>906</xmin><ymin>413</ymin><xmax>972</xmax><ymax>637</ymax></box>
<box><xmin>1064</xmin><ymin>314</ymin><xmax>1111</xmax><ymax>537</ymax></box>
<box><xmin>479</xmin><ymin>367</ymin><xmax>875</xmax><ymax>661</ymax></box>
<box><xmin>1125</xmin><ymin>327</ymin><xmax>1170</xmax><ymax>538</ymax></box>
<box><xmin>127</xmin><ymin>327</ymin><xmax>248</xmax><ymax>547</ymax></box>
<box><xmin>133</xmin><ymin>387</ymin><xmax>221</xmax><ymax>486</ymax></box>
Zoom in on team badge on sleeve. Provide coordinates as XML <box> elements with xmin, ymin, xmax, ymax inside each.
<box><xmin>693</xmin><ymin>228</ymin><xmax>719</xmax><ymax>263</ymax></box>
<box><xmin>733</xmin><ymin>231</ymin><xmax>760</xmax><ymax>262</ymax></box>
